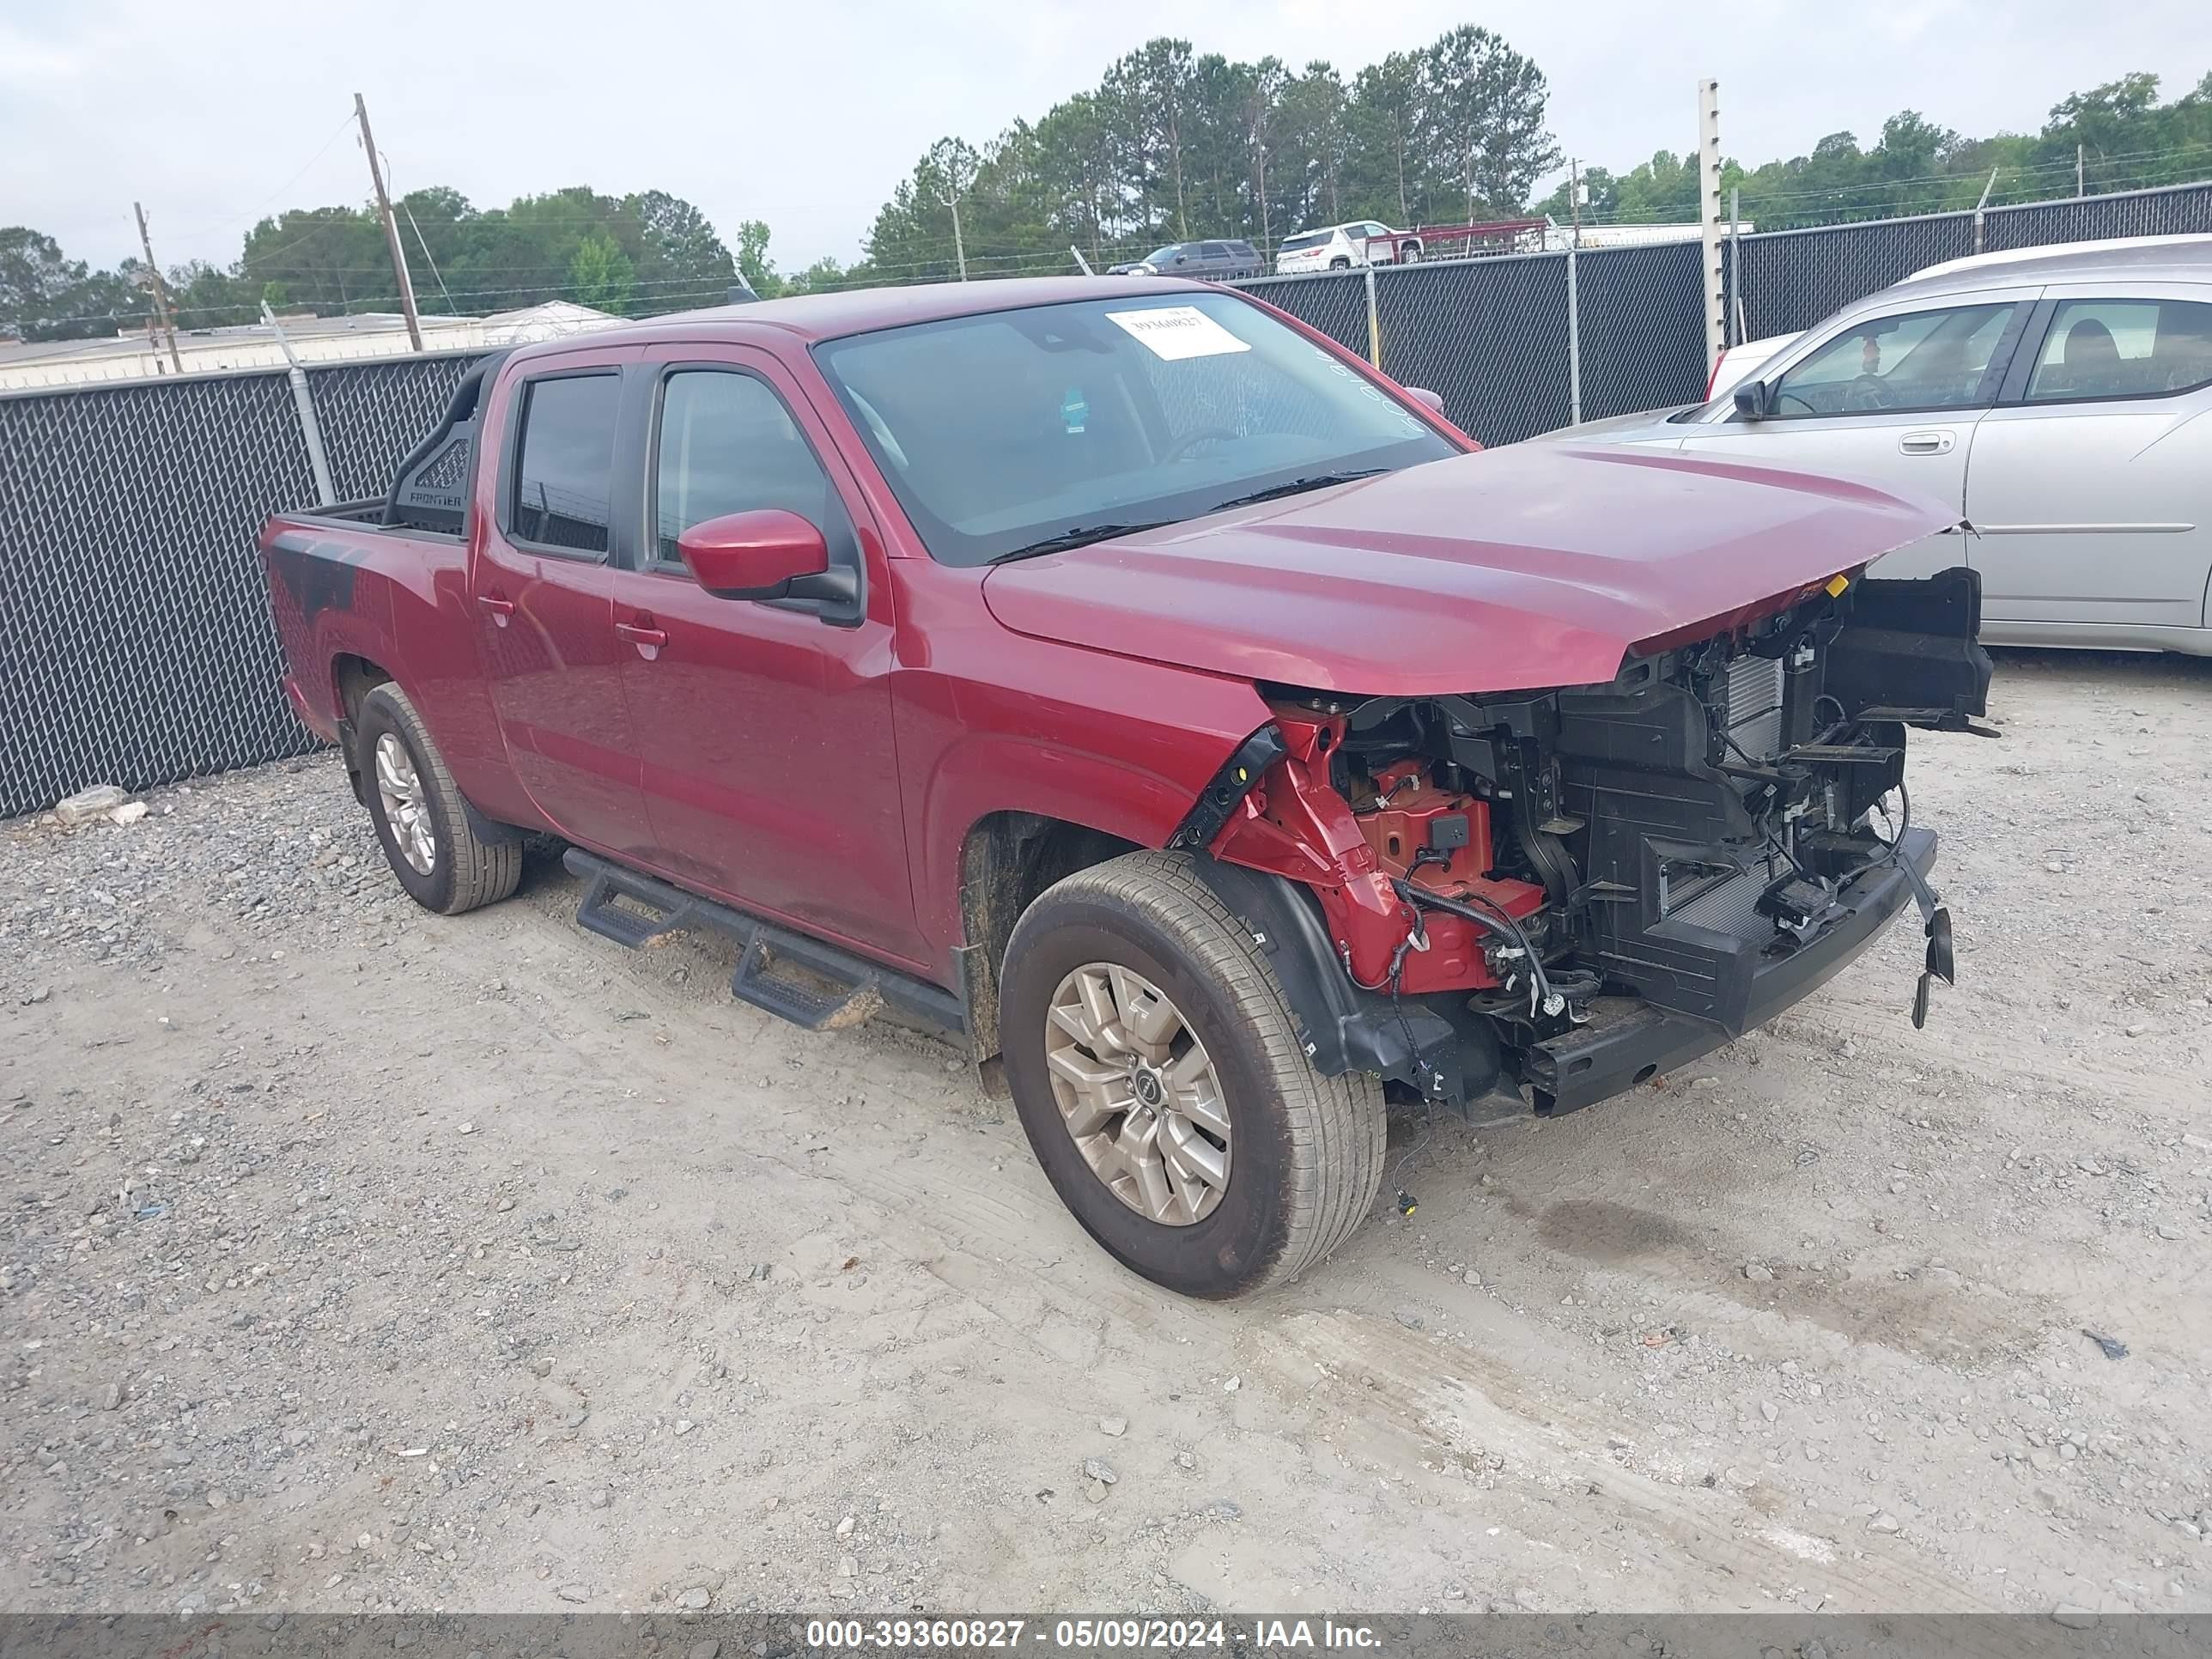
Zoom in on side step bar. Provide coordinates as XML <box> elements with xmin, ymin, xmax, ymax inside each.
<box><xmin>562</xmin><ymin>848</ymin><xmax>964</xmax><ymax>1036</ymax></box>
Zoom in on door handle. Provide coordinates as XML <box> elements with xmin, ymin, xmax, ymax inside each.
<box><xmin>1899</xmin><ymin>431</ymin><xmax>1954</xmax><ymax>455</ymax></box>
<box><xmin>615</xmin><ymin>619</ymin><xmax>668</xmax><ymax>655</ymax></box>
<box><xmin>477</xmin><ymin>592</ymin><xmax>515</xmax><ymax>626</ymax></box>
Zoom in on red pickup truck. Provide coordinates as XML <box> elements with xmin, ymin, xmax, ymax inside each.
<box><xmin>261</xmin><ymin>276</ymin><xmax>1989</xmax><ymax>1297</ymax></box>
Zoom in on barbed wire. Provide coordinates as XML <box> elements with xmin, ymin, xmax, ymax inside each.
<box><xmin>20</xmin><ymin>167</ymin><xmax>2212</xmax><ymax>336</ymax></box>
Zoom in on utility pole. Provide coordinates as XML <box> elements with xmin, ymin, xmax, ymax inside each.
<box><xmin>1696</xmin><ymin>79</ymin><xmax>1725</xmax><ymax>374</ymax></box>
<box><xmin>133</xmin><ymin>201</ymin><xmax>184</xmax><ymax>374</ymax></box>
<box><xmin>927</xmin><ymin>137</ymin><xmax>975</xmax><ymax>283</ymax></box>
<box><xmin>945</xmin><ymin>195</ymin><xmax>969</xmax><ymax>282</ymax></box>
<box><xmin>355</xmin><ymin>93</ymin><xmax>424</xmax><ymax>349</ymax></box>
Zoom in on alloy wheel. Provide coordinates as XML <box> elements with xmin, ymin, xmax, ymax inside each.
<box><xmin>373</xmin><ymin>732</ymin><xmax>437</xmax><ymax>876</ymax></box>
<box><xmin>1042</xmin><ymin>963</ymin><xmax>1231</xmax><ymax>1225</ymax></box>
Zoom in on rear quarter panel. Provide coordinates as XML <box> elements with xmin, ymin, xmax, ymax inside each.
<box><xmin>261</xmin><ymin>515</ymin><xmax>539</xmax><ymax>830</ymax></box>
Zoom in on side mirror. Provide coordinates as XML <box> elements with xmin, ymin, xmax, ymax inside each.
<box><xmin>1733</xmin><ymin>379</ymin><xmax>1772</xmax><ymax>421</ymax></box>
<box><xmin>678</xmin><ymin>509</ymin><xmax>830</xmax><ymax>601</ymax></box>
<box><xmin>1405</xmin><ymin>386</ymin><xmax>1446</xmax><ymax>415</ymax></box>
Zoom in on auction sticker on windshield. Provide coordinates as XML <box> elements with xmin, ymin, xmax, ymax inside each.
<box><xmin>1105</xmin><ymin>306</ymin><xmax>1252</xmax><ymax>361</ymax></box>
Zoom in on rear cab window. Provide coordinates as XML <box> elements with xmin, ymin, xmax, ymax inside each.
<box><xmin>2024</xmin><ymin>297</ymin><xmax>2212</xmax><ymax>402</ymax></box>
<box><xmin>508</xmin><ymin>371</ymin><xmax>622</xmax><ymax>555</ymax></box>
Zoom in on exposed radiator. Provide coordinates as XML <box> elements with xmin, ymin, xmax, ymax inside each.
<box><xmin>1719</xmin><ymin>652</ymin><xmax>1786</xmax><ymax>763</ymax></box>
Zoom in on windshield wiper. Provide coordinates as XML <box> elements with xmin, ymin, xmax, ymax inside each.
<box><xmin>1206</xmin><ymin>468</ymin><xmax>1389</xmax><ymax>514</ymax></box>
<box><xmin>989</xmin><ymin>521</ymin><xmax>1175</xmax><ymax>563</ymax></box>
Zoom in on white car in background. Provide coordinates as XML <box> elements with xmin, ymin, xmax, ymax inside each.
<box><xmin>1538</xmin><ymin>235</ymin><xmax>2212</xmax><ymax>656</ymax></box>
<box><xmin>1275</xmin><ymin>221</ymin><xmax>1413</xmax><ymax>274</ymax></box>
<box><xmin>1692</xmin><ymin>237</ymin><xmax>2212</xmax><ymax>404</ymax></box>
<box><xmin>1705</xmin><ymin>331</ymin><xmax>1797</xmax><ymax>401</ymax></box>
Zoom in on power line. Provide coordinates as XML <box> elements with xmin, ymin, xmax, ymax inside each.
<box><xmin>167</xmin><ymin>110</ymin><xmax>362</xmax><ymax>244</ymax></box>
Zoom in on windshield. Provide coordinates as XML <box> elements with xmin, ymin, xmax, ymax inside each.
<box><xmin>812</xmin><ymin>291</ymin><xmax>1456</xmax><ymax>566</ymax></box>
<box><xmin>1144</xmin><ymin>246</ymin><xmax>1182</xmax><ymax>264</ymax></box>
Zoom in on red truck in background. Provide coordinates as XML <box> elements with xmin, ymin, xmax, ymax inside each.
<box><xmin>260</xmin><ymin>276</ymin><xmax>1990</xmax><ymax>1298</ymax></box>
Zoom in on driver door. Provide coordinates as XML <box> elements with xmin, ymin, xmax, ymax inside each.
<box><xmin>1680</xmin><ymin>295</ymin><xmax>2033</xmax><ymax>580</ymax></box>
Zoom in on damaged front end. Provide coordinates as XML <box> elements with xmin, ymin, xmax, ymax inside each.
<box><xmin>1180</xmin><ymin>567</ymin><xmax>1993</xmax><ymax>1116</ymax></box>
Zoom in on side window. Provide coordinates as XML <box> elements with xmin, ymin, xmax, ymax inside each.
<box><xmin>1771</xmin><ymin>302</ymin><xmax>2018</xmax><ymax>418</ymax></box>
<box><xmin>1200</xmin><ymin>241</ymin><xmax>1230</xmax><ymax>258</ymax></box>
<box><xmin>512</xmin><ymin>373</ymin><xmax>621</xmax><ymax>554</ymax></box>
<box><xmin>2026</xmin><ymin>298</ymin><xmax>2212</xmax><ymax>402</ymax></box>
<box><xmin>653</xmin><ymin>370</ymin><xmax>845</xmax><ymax>563</ymax></box>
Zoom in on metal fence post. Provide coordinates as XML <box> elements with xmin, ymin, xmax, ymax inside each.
<box><xmin>1973</xmin><ymin>167</ymin><xmax>1999</xmax><ymax>254</ymax></box>
<box><xmin>264</xmin><ymin>304</ymin><xmax>336</xmax><ymax>507</ymax></box>
<box><xmin>1728</xmin><ymin>187</ymin><xmax>1742</xmax><ymax>348</ymax></box>
<box><xmin>1565</xmin><ymin>247</ymin><xmax>1583</xmax><ymax>427</ymax></box>
<box><xmin>1364</xmin><ymin>263</ymin><xmax>1382</xmax><ymax>368</ymax></box>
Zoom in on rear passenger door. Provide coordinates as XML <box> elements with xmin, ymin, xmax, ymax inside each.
<box><xmin>605</xmin><ymin>344</ymin><xmax>926</xmax><ymax>967</ymax></box>
<box><xmin>472</xmin><ymin>349</ymin><xmax>653</xmax><ymax>858</ymax></box>
<box><xmin>1965</xmin><ymin>288</ymin><xmax>2212</xmax><ymax>635</ymax></box>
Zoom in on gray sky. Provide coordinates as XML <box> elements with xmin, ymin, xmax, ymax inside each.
<box><xmin>5</xmin><ymin>0</ymin><xmax>2207</xmax><ymax>283</ymax></box>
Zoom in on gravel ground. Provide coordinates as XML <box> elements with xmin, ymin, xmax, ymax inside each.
<box><xmin>3</xmin><ymin>648</ymin><xmax>2209</xmax><ymax>1620</ymax></box>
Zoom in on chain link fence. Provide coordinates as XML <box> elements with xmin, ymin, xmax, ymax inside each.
<box><xmin>0</xmin><ymin>355</ymin><xmax>484</xmax><ymax>817</ymax></box>
<box><xmin>1982</xmin><ymin>178</ymin><xmax>2212</xmax><ymax>253</ymax></box>
<box><xmin>303</xmin><ymin>351</ymin><xmax>487</xmax><ymax>502</ymax></box>
<box><xmin>5</xmin><ymin>179</ymin><xmax>2210</xmax><ymax>816</ymax></box>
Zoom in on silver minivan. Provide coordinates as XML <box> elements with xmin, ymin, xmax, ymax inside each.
<box><xmin>1546</xmin><ymin>236</ymin><xmax>2212</xmax><ymax>656</ymax></box>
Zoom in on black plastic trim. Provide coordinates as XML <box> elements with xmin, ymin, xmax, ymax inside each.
<box><xmin>563</xmin><ymin>848</ymin><xmax>962</xmax><ymax>1033</ymax></box>
<box><xmin>1996</xmin><ymin>298</ymin><xmax>2059</xmax><ymax>404</ymax></box>
<box><xmin>1166</xmin><ymin>725</ymin><xmax>1288</xmax><ymax>851</ymax></box>
<box><xmin>1524</xmin><ymin>827</ymin><xmax>1937</xmax><ymax>1113</ymax></box>
<box><xmin>1190</xmin><ymin>854</ymin><xmax>1499</xmax><ymax>1108</ymax></box>
<box><xmin>381</xmin><ymin>349</ymin><xmax>511</xmax><ymax>536</ymax></box>
<box><xmin>1828</xmin><ymin>566</ymin><xmax>1994</xmax><ymax>729</ymax></box>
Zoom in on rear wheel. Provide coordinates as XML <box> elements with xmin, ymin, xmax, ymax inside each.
<box><xmin>1000</xmin><ymin>852</ymin><xmax>1386</xmax><ymax>1298</ymax></box>
<box><xmin>1328</xmin><ymin>256</ymin><xmax>1351</xmax><ymax>271</ymax></box>
<box><xmin>355</xmin><ymin>682</ymin><xmax>521</xmax><ymax>915</ymax></box>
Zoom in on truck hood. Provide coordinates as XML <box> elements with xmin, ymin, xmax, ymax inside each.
<box><xmin>980</xmin><ymin>443</ymin><xmax>1953</xmax><ymax>696</ymax></box>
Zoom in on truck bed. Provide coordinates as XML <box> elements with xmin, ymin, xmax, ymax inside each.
<box><xmin>275</xmin><ymin>500</ymin><xmax>462</xmax><ymax>540</ymax></box>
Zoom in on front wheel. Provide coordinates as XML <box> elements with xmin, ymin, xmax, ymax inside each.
<box><xmin>1400</xmin><ymin>242</ymin><xmax>1422</xmax><ymax>264</ymax></box>
<box><xmin>1000</xmin><ymin>853</ymin><xmax>1386</xmax><ymax>1298</ymax></box>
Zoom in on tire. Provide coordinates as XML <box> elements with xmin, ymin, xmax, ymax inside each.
<box><xmin>1000</xmin><ymin>851</ymin><xmax>1386</xmax><ymax>1298</ymax></box>
<box><xmin>1328</xmin><ymin>257</ymin><xmax>1351</xmax><ymax>271</ymax></box>
<box><xmin>1401</xmin><ymin>242</ymin><xmax>1422</xmax><ymax>264</ymax></box>
<box><xmin>354</xmin><ymin>682</ymin><xmax>521</xmax><ymax>916</ymax></box>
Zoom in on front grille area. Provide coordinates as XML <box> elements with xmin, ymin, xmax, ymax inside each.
<box><xmin>1668</xmin><ymin>852</ymin><xmax>1787</xmax><ymax>937</ymax></box>
<box><xmin>1719</xmin><ymin>652</ymin><xmax>1786</xmax><ymax>763</ymax></box>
